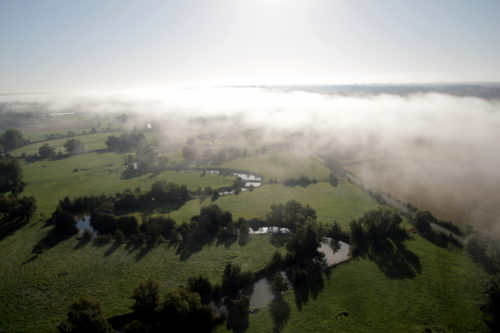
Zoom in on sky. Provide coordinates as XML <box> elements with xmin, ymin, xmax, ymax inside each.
<box><xmin>1</xmin><ymin>0</ymin><xmax>500</xmax><ymax>92</ymax></box>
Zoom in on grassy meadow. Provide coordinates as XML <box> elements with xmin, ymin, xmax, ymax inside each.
<box><xmin>0</xmin><ymin>130</ymin><xmax>491</xmax><ymax>333</ymax></box>
<box><xmin>215</xmin><ymin>236</ymin><xmax>489</xmax><ymax>333</ymax></box>
<box><xmin>169</xmin><ymin>182</ymin><xmax>380</xmax><ymax>229</ymax></box>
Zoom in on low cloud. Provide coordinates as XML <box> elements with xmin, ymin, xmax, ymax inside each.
<box><xmin>2</xmin><ymin>86</ymin><xmax>500</xmax><ymax>234</ymax></box>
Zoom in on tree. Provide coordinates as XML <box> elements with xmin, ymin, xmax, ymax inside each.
<box><xmin>226</xmin><ymin>296</ymin><xmax>250</xmax><ymax>333</ymax></box>
<box><xmin>0</xmin><ymin>129</ymin><xmax>25</xmax><ymax>152</ymax></box>
<box><xmin>483</xmin><ymin>275</ymin><xmax>500</xmax><ymax>331</ymax></box>
<box><xmin>238</xmin><ymin>218</ymin><xmax>250</xmax><ymax>245</ymax></box>
<box><xmin>328</xmin><ymin>172</ymin><xmax>339</xmax><ymax>187</ymax></box>
<box><xmin>131</xmin><ymin>279</ymin><xmax>160</xmax><ymax>322</ymax></box>
<box><xmin>64</xmin><ymin>139</ymin><xmax>85</xmax><ymax>155</ymax></box>
<box><xmin>54</xmin><ymin>210</ymin><xmax>78</xmax><ymax>235</ymax></box>
<box><xmin>221</xmin><ymin>263</ymin><xmax>254</xmax><ymax>297</ymax></box>
<box><xmin>158</xmin><ymin>155</ymin><xmax>169</xmax><ymax>169</ymax></box>
<box><xmin>182</xmin><ymin>145</ymin><xmax>197</xmax><ymax>162</ymax></box>
<box><xmin>269</xmin><ymin>294</ymin><xmax>290</xmax><ymax>333</ymax></box>
<box><xmin>160</xmin><ymin>287</ymin><xmax>216</xmax><ymax>333</ymax></box>
<box><xmin>412</xmin><ymin>209</ymin><xmax>435</xmax><ymax>233</ymax></box>
<box><xmin>0</xmin><ymin>158</ymin><xmax>25</xmax><ymax>194</ymax></box>
<box><xmin>57</xmin><ymin>297</ymin><xmax>111</xmax><ymax>333</ymax></box>
<box><xmin>38</xmin><ymin>143</ymin><xmax>56</xmax><ymax>158</ymax></box>
<box><xmin>187</xmin><ymin>275</ymin><xmax>213</xmax><ymax>304</ymax></box>
<box><xmin>286</xmin><ymin>219</ymin><xmax>322</xmax><ymax>260</ymax></box>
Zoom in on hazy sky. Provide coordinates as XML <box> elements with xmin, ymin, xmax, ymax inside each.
<box><xmin>1</xmin><ymin>0</ymin><xmax>500</xmax><ymax>92</ymax></box>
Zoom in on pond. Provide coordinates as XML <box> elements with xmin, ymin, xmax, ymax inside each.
<box><xmin>317</xmin><ymin>238</ymin><xmax>351</xmax><ymax>267</ymax></box>
<box><xmin>233</xmin><ymin>172</ymin><xmax>262</xmax><ymax>182</ymax></box>
<box><xmin>249</xmin><ymin>278</ymin><xmax>274</xmax><ymax>309</ymax></box>
<box><xmin>249</xmin><ymin>227</ymin><xmax>291</xmax><ymax>234</ymax></box>
<box><xmin>76</xmin><ymin>215</ymin><xmax>95</xmax><ymax>236</ymax></box>
<box><xmin>247</xmin><ymin>233</ymin><xmax>351</xmax><ymax>310</ymax></box>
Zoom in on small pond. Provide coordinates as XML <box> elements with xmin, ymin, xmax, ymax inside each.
<box><xmin>76</xmin><ymin>215</ymin><xmax>95</xmax><ymax>235</ymax></box>
<box><xmin>317</xmin><ymin>238</ymin><xmax>351</xmax><ymax>267</ymax></box>
<box><xmin>247</xmin><ymin>229</ymin><xmax>351</xmax><ymax>309</ymax></box>
<box><xmin>249</xmin><ymin>227</ymin><xmax>290</xmax><ymax>234</ymax></box>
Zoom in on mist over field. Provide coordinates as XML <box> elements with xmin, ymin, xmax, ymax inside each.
<box><xmin>2</xmin><ymin>85</ymin><xmax>500</xmax><ymax>234</ymax></box>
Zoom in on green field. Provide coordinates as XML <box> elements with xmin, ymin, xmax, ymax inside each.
<box><xmin>219</xmin><ymin>150</ymin><xmax>331</xmax><ymax>182</ymax></box>
<box><xmin>0</xmin><ymin>130</ymin><xmax>492</xmax><ymax>333</ymax></box>
<box><xmin>170</xmin><ymin>183</ymin><xmax>380</xmax><ymax>229</ymax></box>
<box><xmin>216</xmin><ymin>236</ymin><xmax>489</xmax><ymax>333</ymax></box>
<box><xmin>0</xmin><ymin>227</ymin><xmax>282</xmax><ymax>333</ymax></box>
<box><xmin>17</xmin><ymin>153</ymin><xmax>234</xmax><ymax>216</ymax></box>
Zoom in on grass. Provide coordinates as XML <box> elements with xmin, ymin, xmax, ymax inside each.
<box><xmin>215</xmin><ymin>236</ymin><xmax>490</xmax><ymax>333</ymax></box>
<box><xmin>169</xmin><ymin>182</ymin><xmax>380</xmax><ymax>229</ymax></box>
<box><xmin>18</xmin><ymin>152</ymin><xmax>234</xmax><ymax>216</ymax></box>
<box><xmin>0</xmin><ymin>227</ymin><xmax>282</xmax><ymax>333</ymax></box>
<box><xmin>0</xmin><ymin>131</ymin><xmax>491</xmax><ymax>333</ymax></box>
<box><xmin>219</xmin><ymin>150</ymin><xmax>331</xmax><ymax>182</ymax></box>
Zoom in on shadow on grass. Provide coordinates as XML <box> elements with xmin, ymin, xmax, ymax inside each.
<box><xmin>0</xmin><ymin>217</ymin><xmax>30</xmax><ymax>241</ymax></box>
<box><xmin>289</xmin><ymin>259</ymin><xmax>326</xmax><ymax>311</ymax></box>
<box><xmin>21</xmin><ymin>254</ymin><xmax>39</xmax><ymax>265</ymax></box>
<box><xmin>33</xmin><ymin>229</ymin><xmax>74</xmax><ymax>253</ymax></box>
<box><xmin>176</xmin><ymin>233</ymin><xmax>238</xmax><ymax>261</ymax></box>
<box><xmin>73</xmin><ymin>236</ymin><xmax>92</xmax><ymax>250</ymax></box>
<box><xmin>353</xmin><ymin>236</ymin><xmax>422</xmax><ymax>279</ymax></box>
<box><xmin>420</xmin><ymin>229</ymin><xmax>463</xmax><ymax>249</ymax></box>
<box><xmin>269</xmin><ymin>294</ymin><xmax>290</xmax><ymax>333</ymax></box>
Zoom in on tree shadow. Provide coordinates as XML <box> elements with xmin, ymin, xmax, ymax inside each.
<box><xmin>353</xmin><ymin>237</ymin><xmax>422</xmax><ymax>279</ymax></box>
<box><xmin>269</xmin><ymin>295</ymin><xmax>290</xmax><ymax>333</ymax></box>
<box><xmin>134</xmin><ymin>242</ymin><xmax>155</xmax><ymax>261</ymax></box>
<box><xmin>0</xmin><ymin>217</ymin><xmax>29</xmax><ymax>241</ymax></box>
<box><xmin>21</xmin><ymin>254</ymin><xmax>39</xmax><ymax>265</ymax></box>
<box><xmin>33</xmin><ymin>229</ymin><xmax>74</xmax><ymax>253</ymax></box>
<box><xmin>420</xmin><ymin>229</ymin><xmax>463</xmax><ymax>249</ymax></box>
<box><xmin>104</xmin><ymin>241</ymin><xmax>121</xmax><ymax>257</ymax></box>
<box><xmin>289</xmin><ymin>259</ymin><xmax>326</xmax><ymax>311</ymax></box>
<box><xmin>176</xmin><ymin>237</ymin><xmax>209</xmax><ymax>261</ymax></box>
<box><xmin>225</xmin><ymin>296</ymin><xmax>250</xmax><ymax>333</ymax></box>
<box><xmin>73</xmin><ymin>236</ymin><xmax>92</xmax><ymax>250</ymax></box>
<box><xmin>216</xmin><ymin>235</ymin><xmax>238</xmax><ymax>248</ymax></box>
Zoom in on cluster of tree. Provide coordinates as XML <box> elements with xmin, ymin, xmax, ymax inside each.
<box><xmin>0</xmin><ymin>129</ymin><xmax>26</xmax><ymax>154</ymax></box>
<box><xmin>105</xmin><ymin>132</ymin><xmax>145</xmax><ymax>152</ymax></box>
<box><xmin>57</xmin><ymin>261</ymin><xmax>259</xmax><ymax>333</ymax></box>
<box><xmin>57</xmin><ymin>297</ymin><xmax>113</xmax><ymax>333</ymax></box>
<box><xmin>44</xmin><ymin>128</ymin><xmax>98</xmax><ymax>141</ymax></box>
<box><xmin>283</xmin><ymin>175</ymin><xmax>316</xmax><ymax>188</ymax></box>
<box><xmin>0</xmin><ymin>158</ymin><xmax>25</xmax><ymax>194</ymax></box>
<box><xmin>366</xmin><ymin>189</ymin><xmax>387</xmax><ymax>205</ymax></box>
<box><xmin>0</xmin><ymin>110</ymin><xmax>37</xmax><ymax>130</ymax></box>
<box><xmin>114</xmin><ymin>181</ymin><xmax>189</xmax><ymax>210</ymax></box>
<box><xmin>266</xmin><ymin>200</ymin><xmax>317</xmax><ymax>231</ymax></box>
<box><xmin>406</xmin><ymin>203</ymin><xmax>463</xmax><ymax>236</ymax></box>
<box><xmin>49</xmin><ymin>181</ymin><xmax>190</xmax><ymax>238</ymax></box>
<box><xmin>463</xmin><ymin>235</ymin><xmax>500</xmax><ymax>329</ymax></box>
<box><xmin>465</xmin><ymin>235</ymin><xmax>500</xmax><ymax>275</ymax></box>
<box><xmin>122</xmin><ymin>143</ymin><xmax>169</xmax><ymax>176</ymax></box>
<box><xmin>194</xmin><ymin>186</ymin><xmax>220</xmax><ymax>202</ymax></box>
<box><xmin>200</xmin><ymin>147</ymin><xmax>244</xmax><ymax>165</ymax></box>
<box><xmin>0</xmin><ymin>157</ymin><xmax>36</xmax><ymax>223</ymax></box>
<box><xmin>328</xmin><ymin>172</ymin><xmax>339</xmax><ymax>187</ymax></box>
<box><xmin>38</xmin><ymin>143</ymin><xmax>57</xmax><ymax>158</ymax></box>
<box><xmin>178</xmin><ymin>205</ymin><xmax>247</xmax><ymax>247</ymax></box>
<box><xmin>483</xmin><ymin>275</ymin><xmax>500</xmax><ymax>332</ymax></box>
<box><xmin>181</xmin><ymin>142</ymin><xmax>245</xmax><ymax>166</ymax></box>
<box><xmin>64</xmin><ymin>139</ymin><xmax>85</xmax><ymax>155</ymax></box>
<box><xmin>285</xmin><ymin>219</ymin><xmax>323</xmax><ymax>262</ymax></box>
<box><xmin>0</xmin><ymin>194</ymin><xmax>36</xmax><ymax>221</ymax></box>
<box><xmin>126</xmin><ymin>278</ymin><xmax>219</xmax><ymax>333</ymax></box>
<box><xmin>349</xmin><ymin>207</ymin><xmax>406</xmax><ymax>249</ymax></box>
